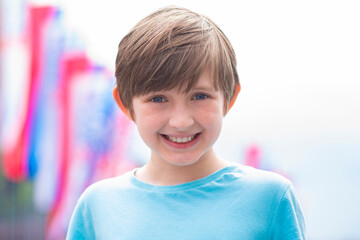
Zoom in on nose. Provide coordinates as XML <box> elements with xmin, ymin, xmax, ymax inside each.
<box><xmin>168</xmin><ymin>103</ymin><xmax>195</xmax><ymax>131</ymax></box>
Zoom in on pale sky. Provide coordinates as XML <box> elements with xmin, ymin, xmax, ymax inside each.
<box><xmin>30</xmin><ymin>0</ymin><xmax>360</xmax><ymax>142</ymax></box>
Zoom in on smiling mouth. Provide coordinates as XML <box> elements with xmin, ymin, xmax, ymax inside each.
<box><xmin>162</xmin><ymin>133</ymin><xmax>200</xmax><ymax>143</ymax></box>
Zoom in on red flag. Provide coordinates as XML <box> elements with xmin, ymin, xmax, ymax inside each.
<box><xmin>1</xmin><ymin>5</ymin><xmax>54</xmax><ymax>181</ymax></box>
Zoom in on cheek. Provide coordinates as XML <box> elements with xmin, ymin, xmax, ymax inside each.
<box><xmin>196</xmin><ymin>103</ymin><xmax>223</xmax><ymax>130</ymax></box>
<box><xmin>135</xmin><ymin>109</ymin><xmax>165</xmax><ymax>138</ymax></box>
<box><xmin>135</xmin><ymin>116</ymin><xmax>161</xmax><ymax>149</ymax></box>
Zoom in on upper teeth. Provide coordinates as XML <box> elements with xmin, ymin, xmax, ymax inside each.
<box><xmin>167</xmin><ymin>135</ymin><xmax>195</xmax><ymax>143</ymax></box>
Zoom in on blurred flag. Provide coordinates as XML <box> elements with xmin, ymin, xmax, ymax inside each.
<box><xmin>244</xmin><ymin>144</ymin><xmax>290</xmax><ymax>179</ymax></box>
<box><xmin>44</xmin><ymin>53</ymin><xmax>91</xmax><ymax>239</ymax></box>
<box><xmin>244</xmin><ymin>144</ymin><xmax>261</xmax><ymax>169</ymax></box>
<box><xmin>44</xmin><ymin>53</ymin><xmax>136</xmax><ymax>239</ymax></box>
<box><xmin>1</xmin><ymin>2</ymin><xmax>138</xmax><ymax>239</ymax></box>
<box><xmin>0</xmin><ymin>0</ymin><xmax>30</xmax><ymax>181</ymax></box>
<box><xmin>27</xmin><ymin>6</ymin><xmax>58</xmax><ymax>179</ymax></box>
<box><xmin>32</xmin><ymin>8</ymin><xmax>65</xmax><ymax>213</ymax></box>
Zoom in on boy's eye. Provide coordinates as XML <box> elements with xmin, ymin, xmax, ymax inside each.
<box><xmin>193</xmin><ymin>94</ymin><xmax>208</xmax><ymax>100</ymax></box>
<box><xmin>150</xmin><ymin>96</ymin><xmax>165</xmax><ymax>102</ymax></box>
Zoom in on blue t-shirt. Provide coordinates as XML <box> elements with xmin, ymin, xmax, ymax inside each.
<box><xmin>67</xmin><ymin>163</ymin><xmax>306</xmax><ymax>239</ymax></box>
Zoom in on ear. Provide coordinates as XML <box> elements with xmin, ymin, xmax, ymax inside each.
<box><xmin>112</xmin><ymin>87</ymin><xmax>133</xmax><ymax>121</ymax></box>
<box><xmin>225</xmin><ymin>83</ymin><xmax>241</xmax><ymax>114</ymax></box>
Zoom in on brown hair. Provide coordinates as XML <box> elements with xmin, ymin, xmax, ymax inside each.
<box><xmin>115</xmin><ymin>6</ymin><xmax>239</xmax><ymax>118</ymax></box>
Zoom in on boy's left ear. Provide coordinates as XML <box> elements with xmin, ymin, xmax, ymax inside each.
<box><xmin>112</xmin><ymin>87</ymin><xmax>133</xmax><ymax>121</ymax></box>
<box><xmin>225</xmin><ymin>84</ymin><xmax>241</xmax><ymax>114</ymax></box>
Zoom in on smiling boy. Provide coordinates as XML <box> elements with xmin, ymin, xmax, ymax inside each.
<box><xmin>67</xmin><ymin>6</ymin><xmax>306</xmax><ymax>239</ymax></box>
<box><xmin>129</xmin><ymin>68</ymin><xmax>227</xmax><ymax>186</ymax></box>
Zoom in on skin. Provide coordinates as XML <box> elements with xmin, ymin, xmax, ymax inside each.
<box><xmin>114</xmin><ymin>69</ymin><xmax>230</xmax><ymax>185</ymax></box>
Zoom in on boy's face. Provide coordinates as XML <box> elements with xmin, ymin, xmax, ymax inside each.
<box><xmin>131</xmin><ymin>69</ymin><xmax>224</xmax><ymax>167</ymax></box>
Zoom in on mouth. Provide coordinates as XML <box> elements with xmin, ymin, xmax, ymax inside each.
<box><xmin>161</xmin><ymin>133</ymin><xmax>200</xmax><ymax>144</ymax></box>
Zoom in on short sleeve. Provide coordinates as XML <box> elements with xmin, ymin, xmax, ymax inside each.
<box><xmin>66</xmin><ymin>193</ymin><xmax>95</xmax><ymax>240</ymax></box>
<box><xmin>270</xmin><ymin>183</ymin><xmax>306</xmax><ymax>240</ymax></box>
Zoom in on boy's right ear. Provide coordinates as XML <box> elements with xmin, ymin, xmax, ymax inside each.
<box><xmin>112</xmin><ymin>87</ymin><xmax>133</xmax><ymax>121</ymax></box>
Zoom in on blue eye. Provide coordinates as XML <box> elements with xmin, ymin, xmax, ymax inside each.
<box><xmin>193</xmin><ymin>94</ymin><xmax>208</xmax><ymax>100</ymax></box>
<box><xmin>151</xmin><ymin>96</ymin><xmax>165</xmax><ymax>102</ymax></box>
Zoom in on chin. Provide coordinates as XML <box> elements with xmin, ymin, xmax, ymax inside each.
<box><xmin>164</xmin><ymin>154</ymin><xmax>204</xmax><ymax>167</ymax></box>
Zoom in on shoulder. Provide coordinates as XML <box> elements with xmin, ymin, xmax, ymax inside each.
<box><xmin>67</xmin><ymin>169</ymin><xmax>138</xmax><ymax>238</ymax></box>
<box><xmin>230</xmin><ymin>163</ymin><xmax>291</xmax><ymax>189</ymax></box>
<box><xmin>229</xmin><ymin>164</ymin><xmax>306</xmax><ymax>237</ymax></box>
<box><xmin>222</xmin><ymin>163</ymin><xmax>292</xmax><ymax>201</ymax></box>
<box><xmin>78</xmin><ymin>169</ymin><xmax>135</xmax><ymax>204</ymax></box>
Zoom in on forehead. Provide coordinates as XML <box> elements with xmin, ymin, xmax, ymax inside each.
<box><xmin>187</xmin><ymin>68</ymin><xmax>215</xmax><ymax>91</ymax></box>
<box><xmin>166</xmin><ymin>68</ymin><xmax>217</xmax><ymax>94</ymax></box>
<box><xmin>132</xmin><ymin>66</ymin><xmax>222</xmax><ymax>100</ymax></box>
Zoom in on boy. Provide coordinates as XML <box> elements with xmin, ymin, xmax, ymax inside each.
<box><xmin>67</xmin><ymin>6</ymin><xmax>306</xmax><ymax>239</ymax></box>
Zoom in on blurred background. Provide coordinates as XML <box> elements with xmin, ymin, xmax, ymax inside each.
<box><xmin>0</xmin><ymin>0</ymin><xmax>359</xmax><ymax>239</ymax></box>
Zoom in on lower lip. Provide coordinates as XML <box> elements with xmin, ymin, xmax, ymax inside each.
<box><xmin>161</xmin><ymin>133</ymin><xmax>201</xmax><ymax>149</ymax></box>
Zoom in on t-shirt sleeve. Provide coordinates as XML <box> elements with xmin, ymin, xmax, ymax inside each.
<box><xmin>270</xmin><ymin>183</ymin><xmax>307</xmax><ymax>240</ymax></box>
<box><xmin>66</xmin><ymin>193</ymin><xmax>95</xmax><ymax>240</ymax></box>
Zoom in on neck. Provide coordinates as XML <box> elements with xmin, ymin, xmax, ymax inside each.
<box><xmin>135</xmin><ymin>149</ymin><xmax>229</xmax><ymax>186</ymax></box>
